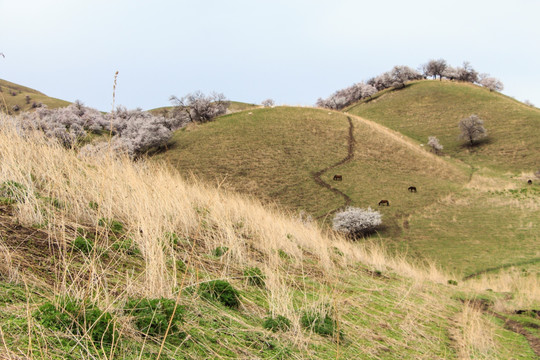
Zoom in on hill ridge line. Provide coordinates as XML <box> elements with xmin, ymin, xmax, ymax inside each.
<box><xmin>313</xmin><ymin>116</ymin><xmax>355</xmax><ymax>220</ymax></box>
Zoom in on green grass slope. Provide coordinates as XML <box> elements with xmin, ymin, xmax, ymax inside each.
<box><xmin>156</xmin><ymin>106</ymin><xmax>540</xmax><ymax>278</ymax></box>
<box><xmin>156</xmin><ymin>107</ymin><xmax>467</xmax><ymax>223</ymax></box>
<box><xmin>347</xmin><ymin>80</ymin><xmax>540</xmax><ymax>173</ymax></box>
<box><xmin>0</xmin><ymin>79</ymin><xmax>71</xmax><ymax>113</ymax></box>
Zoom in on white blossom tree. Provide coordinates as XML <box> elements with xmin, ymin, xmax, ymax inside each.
<box><xmin>459</xmin><ymin>115</ymin><xmax>487</xmax><ymax>146</ymax></box>
<box><xmin>427</xmin><ymin>136</ymin><xmax>443</xmax><ymax>154</ymax></box>
<box><xmin>332</xmin><ymin>207</ymin><xmax>382</xmax><ymax>237</ymax></box>
<box><xmin>479</xmin><ymin>75</ymin><xmax>504</xmax><ymax>92</ymax></box>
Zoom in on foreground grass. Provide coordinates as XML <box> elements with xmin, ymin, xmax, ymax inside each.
<box><xmin>347</xmin><ymin>80</ymin><xmax>540</xmax><ymax>173</ymax></box>
<box><xmin>1</xmin><ymin>115</ymin><xmax>538</xmax><ymax>358</ymax></box>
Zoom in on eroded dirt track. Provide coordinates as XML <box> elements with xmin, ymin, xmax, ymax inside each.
<box><xmin>313</xmin><ymin>116</ymin><xmax>355</xmax><ymax>219</ymax></box>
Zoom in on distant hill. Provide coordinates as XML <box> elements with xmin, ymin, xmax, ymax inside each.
<box><xmin>148</xmin><ymin>101</ymin><xmax>259</xmax><ymax>116</ymax></box>
<box><xmin>0</xmin><ymin>79</ymin><xmax>70</xmax><ymax>113</ymax></box>
<box><xmin>347</xmin><ymin>80</ymin><xmax>540</xmax><ymax>172</ymax></box>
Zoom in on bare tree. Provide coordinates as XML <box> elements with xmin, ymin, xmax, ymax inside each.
<box><xmin>479</xmin><ymin>75</ymin><xmax>504</xmax><ymax>92</ymax></box>
<box><xmin>424</xmin><ymin>59</ymin><xmax>447</xmax><ymax>80</ymax></box>
<box><xmin>169</xmin><ymin>91</ymin><xmax>229</xmax><ymax>123</ymax></box>
<box><xmin>459</xmin><ymin>115</ymin><xmax>487</xmax><ymax>145</ymax></box>
<box><xmin>427</xmin><ymin>136</ymin><xmax>443</xmax><ymax>154</ymax></box>
<box><xmin>261</xmin><ymin>99</ymin><xmax>275</xmax><ymax>107</ymax></box>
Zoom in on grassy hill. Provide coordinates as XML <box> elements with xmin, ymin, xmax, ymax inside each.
<box><xmin>1</xmin><ymin>115</ymin><xmax>538</xmax><ymax>359</ymax></box>
<box><xmin>0</xmin><ymin>79</ymin><xmax>71</xmax><ymax>113</ymax></box>
<box><xmin>346</xmin><ymin>80</ymin><xmax>540</xmax><ymax>173</ymax></box>
<box><xmin>154</xmin><ymin>106</ymin><xmax>540</xmax><ymax>279</ymax></box>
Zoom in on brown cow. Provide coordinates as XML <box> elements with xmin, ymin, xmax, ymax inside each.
<box><xmin>378</xmin><ymin>200</ymin><xmax>390</xmax><ymax>206</ymax></box>
<box><xmin>333</xmin><ymin>175</ymin><xmax>343</xmax><ymax>181</ymax></box>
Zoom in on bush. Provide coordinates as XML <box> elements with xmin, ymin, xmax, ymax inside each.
<box><xmin>427</xmin><ymin>136</ymin><xmax>443</xmax><ymax>154</ymax></box>
<box><xmin>301</xmin><ymin>307</ymin><xmax>342</xmax><ymax>338</ymax></box>
<box><xmin>34</xmin><ymin>297</ymin><xmax>117</xmax><ymax>345</ymax></box>
<box><xmin>199</xmin><ymin>280</ymin><xmax>240</xmax><ymax>308</ymax></box>
<box><xmin>125</xmin><ymin>297</ymin><xmax>185</xmax><ymax>338</ymax></box>
<box><xmin>263</xmin><ymin>315</ymin><xmax>291</xmax><ymax>332</ymax></box>
<box><xmin>261</xmin><ymin>99</ymin><xmax>275</xmax><ymax>107</ymax></box>
<box><xmin>447</xmin><ymin>280</ymin><xmax>458</xmax><ymax>286</ymax></box>
<box><xmin>244</xmin><ymin>267</ymin><xmax>265</xmax><ymax>287</ymax></box>
<box><xmin>98</xmin><ymin>218</ymin><xmax>124</xmax><ymax>234</ymax></box>
<box><xmin>213</xmin><ymin>246</ymin><xmax>229</xmax><ymax>257</ymax></box>
<box><xmin>332</xmin><ymin>207</ymin><xmax>382</xmax><ymax>237</ymax></box>
<box><xmin>111</xmin><ymin>237</ymin><xmax>139</xmax><ymax>255</ymax></box>
<box><xmin>73</xmin><ymin>236</ymin><xmax>94</xmax><ymax>254</ymax></box>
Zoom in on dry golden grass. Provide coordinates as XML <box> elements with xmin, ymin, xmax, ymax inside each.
<box><xmin>0</xmin><ymin>114</ymin><xmax>449</xmax><ymax>305</ymax></box>
<box><xmin>450</xmin><ymin>302</ymin><xmax>496</xmax><ymax>359</ymax></box>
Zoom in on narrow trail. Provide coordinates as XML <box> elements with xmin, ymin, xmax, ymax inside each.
<box><xmin>313</xmin><ymin>117</ymin><xmax>355</xmax><ymax>220</ymax></box>
<box><xmin>462</xmin><ymin>258</ymin><xmax>540</xmax><ymax>281</ymax></box>
<box><xmin>488</xmin><ymin>310</ymin><xmax>540</xmax><ymax>357</ymax></box>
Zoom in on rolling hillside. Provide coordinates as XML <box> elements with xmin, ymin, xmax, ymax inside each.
<box><xmin>0</xmin><ymin>79</ymin><xmax>71</xmax><ymax>113</ymax></box>
<box><xmin>155</xmin><ymin>106</ymin><xmax>540</xmax><ymax>278</ymax></box>
<box><xmin>347</xmin><ymin>80</ymin><xmax>540</xmax><ymax>173</ymax></box>
<box><xmin>1</xmin><ymin>115</ymin><xmax>539</xmax><ymax>359</ymax></box>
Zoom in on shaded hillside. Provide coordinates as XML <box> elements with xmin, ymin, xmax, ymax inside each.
<box><xmin>347</xmin><ymin>80</ymin><xmax>540</xmax><ymax>172</ymax></box>
<box><xmin>0</xmin><ymin>79</ymin><xmax>71</xmax><ymax>113</ymax></box>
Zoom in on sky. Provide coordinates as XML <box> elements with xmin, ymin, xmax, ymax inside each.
<box><xmin>1</xmin><ymin>0</ymin><xmax>540</xmax><ymax>111</ymax></box>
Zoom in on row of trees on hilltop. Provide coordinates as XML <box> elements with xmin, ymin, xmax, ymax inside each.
<box><xmin>317</xmin><ymin>59</ymin><xmax>504</xmax><ymax>110</ymax></box>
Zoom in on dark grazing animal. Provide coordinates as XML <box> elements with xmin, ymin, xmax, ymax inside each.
<box><xmin>333</xmin><ymin>175</ymin><xmax>343</xmax><ymax>181</ymax></box>
<box><xmin>378</xmin><ymin>200</ymin><xmax>389</xmax><ymax>206</ymax></box>
<box><xmin>408</xmin><ymin>186</ymin><xmax>417</xmax><ymax>193</ymax></box>
<box><xmin>528</xmin><ymin>179</ymin><xmax>533</xmax><ymax>185</ymax></box>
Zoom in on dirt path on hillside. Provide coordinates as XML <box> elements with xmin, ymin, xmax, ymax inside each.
<box><xmin>313</xmin><ymin>117</ymin><xmax>355</xmax><ymax>220</ymax></box>
<box><xmin>488</xmin><ymin>310</ymin><xmax>540</xmax><ymax>357</ymax></box>
<box><xmin>462</xmin><ymin>258</ymin><xmax>540</xmax><ymax>281</ymax></box>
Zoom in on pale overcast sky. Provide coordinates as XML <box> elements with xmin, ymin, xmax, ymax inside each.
<box><xmin>1</xmin><ymin>0</ymin><xmax>539</xmax><ymax>111</ymax></box>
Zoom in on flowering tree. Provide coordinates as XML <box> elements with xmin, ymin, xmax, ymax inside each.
<box><xmin>332</xmin><ymin>207</ymin><xmax>382</xmax><ymax>237</ymax></box>
<box><xmin>427</xmin><ymin>136</ymin><xmax>443</xmax><ymax>154</ymax></box>
<box><xmin>169</xmin><ymin>91</ymin><xmax>229</xmax><ymax>123</ymax></box>
<box><xmin>459</xmin><ymin>115</ymin><xmax>487</xmax><ymax>146</ymax></box>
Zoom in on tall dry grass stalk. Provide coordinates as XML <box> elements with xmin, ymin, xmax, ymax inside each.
<box><xmin>450</xmin><ymin>301</ymin><xmax>496</xmax><ymax>359</ymax></box>
<box><xmin>465</xmin><ymin>268</ymin><xmax>540</xmax><ymax>310</ymax></box>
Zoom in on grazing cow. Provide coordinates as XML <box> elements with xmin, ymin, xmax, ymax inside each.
<box><xmin>333</xmin><ymin>175</ymin><xmax>343</xmax><ymax>181</ymax></box>
<box><xmin>378</xmin><ymin>200</ymin><xmax>389</xmax><ymax>206</ymax></box>
<box><xmin>528</xmin><ymin>179</ymin><xmax>533</xmax><ymax>185</ymax></box>
<box><xmin>408</xmin><ymin>186</ymin><xmax>417</xmax><ymax>193</ymax></box>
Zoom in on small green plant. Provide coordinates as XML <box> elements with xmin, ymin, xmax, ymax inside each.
<box><xmin>111</xmin><ymin>237</ymin><xmax>139</xmax><ymax>255</ymax></box>
<box><xmin>301</xmin><ymin>307</ymin><xmax>342</xmax><ymax>338</ymax></box>
<box><xmin>165</xmin><ymin>232</ymin><xmax>179</xmax><ymax>246</ymax></box>
<box><xmin>33</xmin><ymin>297</ymin><xmax>117</xmax><ymax>345</ymax></box>
<box><xmin>89</xmin><ymin>201</ymin><xmax>99</xmax><ymax>210</ymax></box>
<box><xmin>213</xmin><ymin>246</ymin><xmax>229</xmax><ymax>257</ymax></box>
<box><xmin>447</xmin><ymin>279</ymin><xmax>458</xmax><ymax>286</ymax></box>
<box><xmin>199</xmin><ymin>280</ymin><xmax>240</xmax><ymax>308</ymax></box>
<box><xmin>0</xmin><ymin>180</ymin><xmax>28</xmax><ymax>202</ymax></box>
<box><xmin>278</xmin><ymin>249</ymin><xmax>290</xmax><ymax>260</ymax></box>
<box><xmin>244</xmin><ymin>267</ymin><xmax>265</xmax><ymax>287</ymax></box>
<box><xmin>125</xmin><ymin>297</ymin><xmax>185</xmax><ymax>338</ymax></box>
<box><xmin>176</xmin><ymin>259</ymin><xmax>187</xmax><ymax>273</ymax></box>
<box><xmin>263</xmin><ymin>315</ymin><xmax>291</xmax><ymax>332</ymax></box>
<box><xmin>98</xmin><ymin>218</ymin><xmax>124</xmax><ymax>234</ymax></box>
<box><xmin>73</xmin><ymin>236</ymin><xmax>94</xmax><ymax>254</ymax></box>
